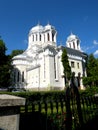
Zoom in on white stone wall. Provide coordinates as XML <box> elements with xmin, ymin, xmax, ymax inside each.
<box><xmin>68</xmin><ymin>58</ymin><xmax>83</xmax><ymax>76</ymax></box>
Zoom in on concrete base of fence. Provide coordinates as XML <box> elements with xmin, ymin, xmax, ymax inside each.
<box><xmin>0</xmin><ymin>94</ymin><xmax>25</xmax><ymax>130</ymax></box>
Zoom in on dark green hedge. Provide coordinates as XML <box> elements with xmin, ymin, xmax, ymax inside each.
<box><xmin>1</xmin><ymin>86</ymin><xmax>98</xmax><ymax>102</ymax></box>
<box><xmin>0</xmin><ymin>90</ymin><xmax>65</xmax><ymax>102</ymax></box>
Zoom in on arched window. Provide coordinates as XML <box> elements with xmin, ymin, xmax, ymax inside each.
<box><xmin>32</xmin><ymin>35</ymin><xmax>34</xmax><ymax>41</ymax></box>
<box><xmin>44</xmin><ymin>55</ymin><xmax>46</xmax><ymax>79</ymax></box>
<box><xmin>36</xmin><ymin>34</ymin><xmax>37</xmax><ymax>41</ymax></box>
<box><xmin>77</xmin><ymin>40</ymin><xmax>79</xmax><ymax>49</ymax></box>
<box><xmin>40</xmin><ymin>34</ymin><xmax>41</xmax><ymax>41</ymax></box>
<box><xmin>54</xmin><ymin>55</ymin><xmax>56</xmax><ymax>79</ymax></box>
<box><xmin>13</xmin><ymin>71</ymin><xmax>16</xmax><ymax>82</ymax></box>
<box><xmin>69</xmin><ymin>43</ymin><xmax>71</xmax><ymax>48</ymax></box>
<box><xmin>52</xmin><ymin>33</ymin><xmax>54</xmax><ymax>41</ymax></box>
<box><xmin>73</xmin><ymin>42</ymin><xmax>75</xmax><ymax>49</ymax></box>
<box><xmin>17</xmin><ymin>71</ymin><xmax>19</xmax><ymax>82</ymax></box>
<box><xmin>47</xmin><ymin>33</ymin><xmax>50</xmax><ymax>41</ymax></box>
<box><xmin>22</xmin><ymin>71</ymin><xmax>24</xmax><ymax>82</ymax></box>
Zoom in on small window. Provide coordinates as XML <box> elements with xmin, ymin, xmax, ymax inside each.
<box><xmin>22</xmin><ymin>71</ymin><xmax>24</xmax><ymax>82</ymax></box>
<box><xmin>36</xmin><ymin>34</ymin><xmax>37</xmax><ymax>41</ymax></box>
<box><xmin>73</xmin><ymin>42</ymin><xmax>75</xmax><ymax>49</ymax></box>
<box><xmin>52</xmin><ymin>33</ymin><xmax>54</xmax><ymax>41</ymax></box>
<box><xmin>77</xmin><ymin>63</ymin><xmax>79</xmax><ymax>69</ymax></box>
<box><xmin>69</xmin><ymin>43</ymin><xmax>71</xmax><ymax>48</ymax></box>
<box><xmin>17</xmin><ymin>72</ymin><xmax>19</xmax><ymax>82</ymax></box>
<box><xmin>71</xmin><ymin>61</ymin><xmax>75</xmax><ymax>68</ymax></box>
<box><xmin>77</xmin><ymin>40</ymin><xmax>79</xmax><ymax>49</ymax></box>
<box><xmin>40</xmin><ymin>34</ymin><xmax>41</xmax><ymax>41</ymax></box>
<box><xmin>13</xmin><ymin>71</ymin><xmax>16</xmax><ymax>82</ymax></box>
<box><xmin>44</xmin><ymin>34</ymin><xmax>45</xmax><ymax>42</ymax></box>
<box><xmin>47</xmin><ymin>33</ymin><xmax>50</xmax><ymax>41</ymax></box>
<box><xmin>32</xmin><ymin>35</ymin><xmax>34</xmax><ymax>41</ymax></box>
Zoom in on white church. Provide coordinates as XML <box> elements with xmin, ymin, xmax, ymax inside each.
<box><xmin>12</xmin><ymin>23</ymin><xmax>87</xmax><ymax>91</ymax></box>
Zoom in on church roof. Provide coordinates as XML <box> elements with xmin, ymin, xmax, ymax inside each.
<box><xmin>29</xmin><ymin>24</ymin><xmax>43</xmax><ymax>33</ymax></box>
<box><xmin>67</xmin><ymin>33</ymin><xmax>79</xmax><ymax>41</ymax></box>
<box><xmin>29</xmin><ymin>23</ymin><xmax>55</xmax><ymax>34</ymax></box>
<box><xmin>44</xmin><ymin>23</ymin><xmax>55</xmax><ymax>30</ymax></box>
<box><xmin>66</xmin><ymin>47</ymin><xmax>87</xmax><ymax>58</ymax></box>
<box><xmin>12</xmin><ymin>52</ymin><xmax>32</xmax><ymax>61</ymax></box>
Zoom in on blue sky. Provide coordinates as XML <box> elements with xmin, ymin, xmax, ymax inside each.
<box><xmin>0</xmin><ymin>0</ymin><xmax>98</xmax><ymax>57</ymax></box>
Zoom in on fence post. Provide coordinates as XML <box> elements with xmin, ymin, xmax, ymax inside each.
<box><xmin>65</xmin><ymin>87</ymin><xmax>72</xmax><ymax>130</ymax></box>
<box><xmin>65</xmin><ymin>72</ymin><xmax>83</xmax><ymax>130</ymax></box>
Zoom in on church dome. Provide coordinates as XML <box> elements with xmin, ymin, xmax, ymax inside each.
<box><xmin>29</xmin><ymin>24</ymin><xmax>43</xmax><ymax>33</ymax></box>
<box><xmin>67</xmin><ymin>33</ymin><xmax>79</xmax><ymax>41</ymax></box>
<box><xmin>44</xmin><ymin>23</ymin><xmax>55</xmax><ymax>30</ymax></box>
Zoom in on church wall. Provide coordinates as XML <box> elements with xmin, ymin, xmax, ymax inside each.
<box><xmin>13</xmin><ymin>65</ymin><xmax>27</xmax><ymax>88</ymax></box>
<box><xmin>68</xmin><ymin>58</ymin><xmax>84</xmax><ymax>89</ymax></box>
<box><xmin>68</xmin><ymin>58</ymin><xmax>83</xmax><ymax>77</ymax></box>
<box><xmin>47</xmin><ymin>53</ymin><xmax>65</xmax><ymax>90</ymax></box>
<box><xmin>38</xmin><ymin>53</ymin><xmax>51</xmax><ymax>90</ymax></box>
<box><xmin>27</xmin><ymin>67</ymin><xmax>40</xmax><ymax>90</ymax></box>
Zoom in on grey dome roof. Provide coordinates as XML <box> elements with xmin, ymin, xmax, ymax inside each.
<box><xmin>29</xmin><ymin>24</ymin><xmax>43</xmax><ymax>33</ymax></box>
<box><xmin>67</xmin><ymin>33</ymin><xmax>79</xmax><ymax>41</ymax></box>
<box><xmin>44</xmin><ymin>23</ymin><xmax>55</xmax><ymax>30</ymax></box>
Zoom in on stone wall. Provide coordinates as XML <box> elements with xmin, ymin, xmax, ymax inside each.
<box><xmin>0</xmin><ymin>94</ymin><xmax>25</xmax><ymax>130</ymax></box>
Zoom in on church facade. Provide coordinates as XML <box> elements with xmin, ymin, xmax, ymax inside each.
<box><xmin>12</xmin><ymin>24</ymin><xmax>87</xmax><ymax>90</ymax></box>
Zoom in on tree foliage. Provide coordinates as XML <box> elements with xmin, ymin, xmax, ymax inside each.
<box><xmin>0</xmin><ymin>38</ymin><xmax>7</xmax><ymax>65</ymax></box>
<box><xmin>0</xmin><ymin>38</ymin><xmax>12</xmax><ymax>88</ymax></box>
<box><xmin>10</xmin><ymin>49</ymin><xmax>24</xmax><ymax>58</ymax></box>
<box><xmin>83</xmin><ymin>54</ymin><xmax>98</xmax><ymax>86</ymax></box>
<box><xmin>61</xmin><ymin>48</ymin><xmax>71</xmax><ymax>84</ymax></box>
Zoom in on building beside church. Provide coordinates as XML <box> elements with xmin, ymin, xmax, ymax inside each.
<box><xmin>12</xmin><ymin>23</ymin><xmax>87</xmax><ymax>91</ymax></box>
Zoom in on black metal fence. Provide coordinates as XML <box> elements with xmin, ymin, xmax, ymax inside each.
<box><xmin>19</xmin><ymin>75</ymin><xmax>98</xmax><ymax>130</ymax></box>
<box><xmin>19</xmin><ymin>90</ymin><xmax>98</xmax><ymax>130</ymax></box>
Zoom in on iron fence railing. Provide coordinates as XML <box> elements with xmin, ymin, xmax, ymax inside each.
<box><xmin>19</xmin><ymin>93</ymin><xmax>98</xmax><ymax>130</ymax></box>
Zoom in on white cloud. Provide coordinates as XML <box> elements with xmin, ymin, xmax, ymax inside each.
<box><xmin>94</xmin><ymin>50</ymin><xmax>98</xmax><ymax>55</ymax></box>
<box><xmin>81</xmin><ymin>45</ymin><xmax>94</xmax><ymax>52</ymax></box>
<box><xmin>93</xmin><ymin>40</ymin><xmax>98</xmax><ymax>45</ymax></box>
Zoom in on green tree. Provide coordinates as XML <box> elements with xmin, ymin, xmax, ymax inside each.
<box><xmin>10</xmin><ymin>49</ymin><xmax>24</xmax><ymax>58</ymax></box>
<box><xmin>83</xmin><ymin>54</ymin><xmax>98</xmax><ymax>86</ymax></box>
<box><xmin>61</xmin><ymin>48</ymin><xmax>71</xmax><ymax>86</ymax></box>
<box><xmin>0</xmin><ymin>38</ymin><xmax>7</xmax><ymax>65</ymax></box>
<box><xmin>0</xmin><ymin>38</ymin><xmax>12</xmax><ymax>88</ymax></box>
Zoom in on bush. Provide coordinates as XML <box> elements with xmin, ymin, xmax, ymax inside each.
<box><xmin>80</xmin><ymin>86</ymin><xmax>98</xmax><ymax>97</ymax></box>
<box><xmin>0</xmin><ymin>90</ymin><xmax>65</xmax><ymax>103</ymax></box>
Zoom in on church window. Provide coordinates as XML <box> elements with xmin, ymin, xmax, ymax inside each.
<box><xmin>71</xmin><ymin>61</ymin><xmax>75</xmax><ymax>68</ymax></box>
<box><xmin>52</xmin><ymin>33</ymin><xmax>54</xmax><ymax>41</ymax></box>
<box><xmin>54</xmin><ymin>55</ymin><xmax>56</xmax><ymax>79</ymax></box>
<box><xmin>22</xmin><ymin>71</ymin><xmax>24</xmax><ymax>82</ymax></box>
<box><xmin>40</xmin><ymin>34</ymin><xmax>41</xmax><ymax>41</ymax></box>
<box><xmin>44</xmin><ymin>55</ymin><xmax>46</xmax><ymax>79</ymax></box>
<box><xmin>77</xmin><ymin>62</ymin><xmax>79</xmax><ymax>69</ymax></box>
<box><xmin>77</xmin><ymin>40</ymin><xmax>79</xmax><ymax>49</ymax></box>
<box><xmin>69</xmin><ymin>43</ymin><xmax>71</xmax><ymax>48</ymax></box>
<box><xmin>73</xmin><ymin>42</ymin><xmax>75</xmax><ymax>49</ymax></box>
<box><xmin>47</xmin><ymin>33</ymin><xmax>50</xmax><ymax>41</ymax></box>
<box><xmin>33</xmin><ymin>35</ymin><xmax>34</xmax><ymax>41</ymax></box>
<box><xmin>36</xmin><ymin>34</ymin><xmax>37</xmax><ymax>41</ymax></box>
<box><xmin>13</xmin><ymin>71</ymin><xmax>16</xmax><ymax>82</ymax></box>
<box><xmin>17</xmin><ymin>71</ymin><xmax>19</xmax><ymax>82</ymax></box>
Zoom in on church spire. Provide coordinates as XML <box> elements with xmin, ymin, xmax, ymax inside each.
<box><xmin>37</xmin><ymin>21</ymin><xmax>40</xmax><ymax>26</ymax></box>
